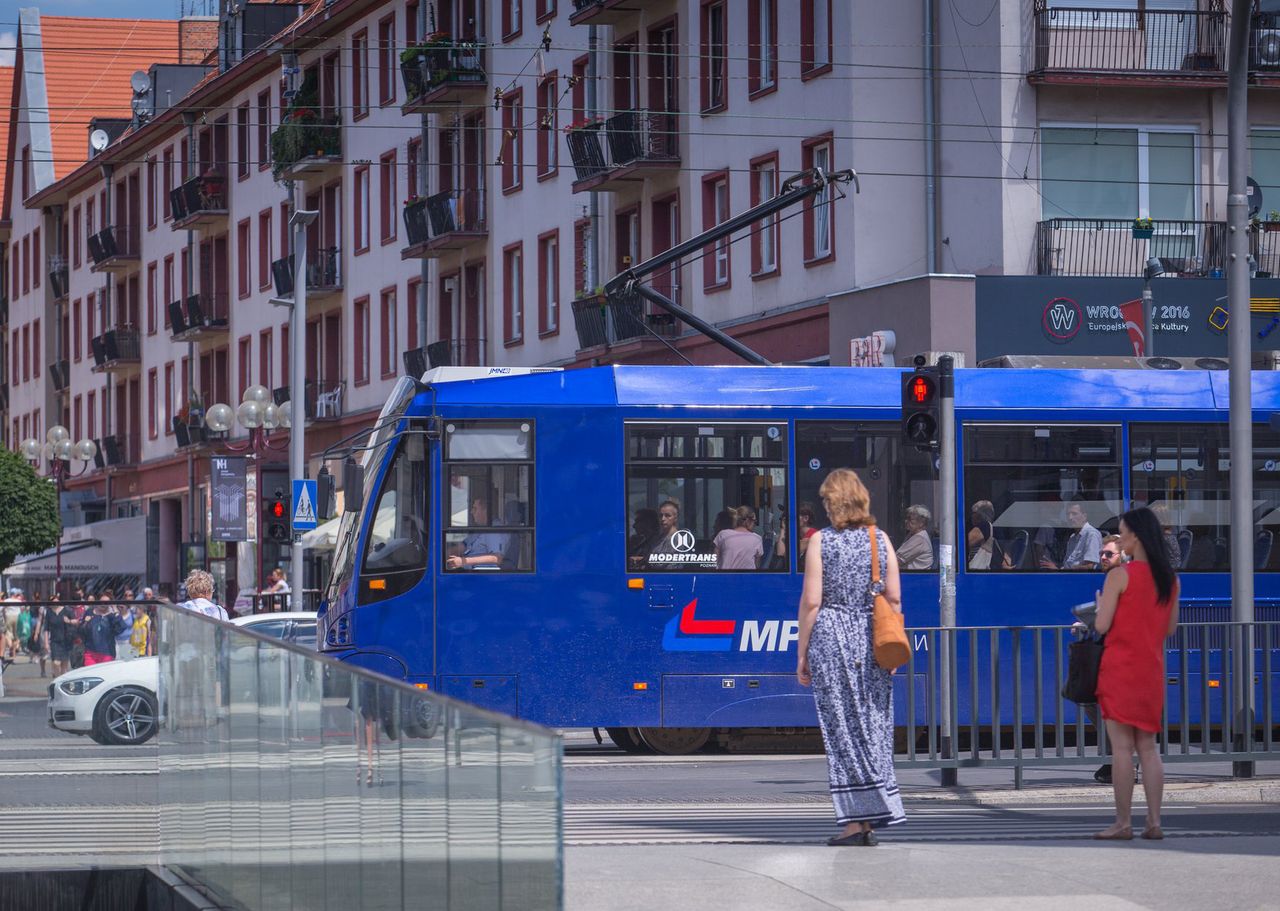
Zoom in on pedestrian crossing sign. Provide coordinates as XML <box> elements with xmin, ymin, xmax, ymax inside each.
<box><xmin>292</xmin><ymin>479</ymin><xmax>319</xmax><ymax>531</ymax></box>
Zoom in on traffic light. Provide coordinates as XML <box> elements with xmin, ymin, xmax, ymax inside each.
<box><xmin>261</xmin><ymin>466</ymin><xmax>291</xmax><ymax>543</ymax></box>
<box><xmin>901</xmin><ymin>367</ymin><xmax>940</xmax><ymax>451</ymax></box>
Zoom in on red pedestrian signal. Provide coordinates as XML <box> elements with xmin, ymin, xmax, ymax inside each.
<box><xmin>901</xmin><ymin>368</ymin><xmax>941</xmax><ymax>451</ymax></box>
<box><xmin>908</xmin><ymin>375</ymin><xmax>935</xmax><ymax>404</ymax></box>
<box><xmin>271</xmin><ymin>500</ymin><xmax>286</xmax><ymax>519</ymax></box>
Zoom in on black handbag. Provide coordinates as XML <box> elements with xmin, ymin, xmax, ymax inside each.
<box><xmin>1062</xmin><ymin>637</ymin><xmax>1104</xmax><ymax>705</ymax></box>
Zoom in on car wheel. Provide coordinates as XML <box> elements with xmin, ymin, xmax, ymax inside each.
<box><xmin>93</xmin><ymin>686</ymin><xmax>158</xmax><ymax>746</ymax></box>
<box><xmin>88</xmin><ymin>728</ymin><xmax>111</xmax><ymax>745</ymax></box>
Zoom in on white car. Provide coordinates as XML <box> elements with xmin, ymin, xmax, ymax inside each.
<box><xmin>47</xmin><ymin>612</ymin><xmax>318</xmax><ymax>746</ymax></box>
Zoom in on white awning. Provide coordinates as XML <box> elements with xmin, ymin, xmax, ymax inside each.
<box><xmin>299</xmin><ymin>516</ymin><xmax>342</xmax><ymax>549</ymax></box>
<box><xmin>4</xmin><ymin>516</ymin><xmax>146</xmax><ymax>579</ymax></box>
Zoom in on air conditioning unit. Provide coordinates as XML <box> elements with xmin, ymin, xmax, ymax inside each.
<box><xmin>1254</xmin><ymin>28</ymin><xmax>1280</xmax><ymax>69</ymax></box>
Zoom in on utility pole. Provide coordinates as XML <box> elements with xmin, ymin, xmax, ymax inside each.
<box><xmin>937</xmin><ymin>355</ymin><xmax>957</xmax><ymax>786</ymax></box>
<box><xmin>1227</xmin><ymin>0</ymin><xmax>1255</xmax><ymax>779</ymax></box>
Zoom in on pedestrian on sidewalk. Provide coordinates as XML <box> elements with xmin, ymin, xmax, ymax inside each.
<box><xmin>1087</xmin><ymin>535</ymin><xmax>1127</xmax><ymax>785</ymax></box>
<box><xmin>177</xmin><ymin>570</ymin><xmax>228</xmax><ymax>621</ymax></box>
<box><xmin>1092</xmin><ymin>506</ymin><xmax>1180</xmax><ymax>842</ymax></box>
<box><xmin>79</xmin><ymin>598</ymin><xmax>128</xmax><ymax>665</ymax></box>
<box><xmin>796</xmin><ymin>468</ymin><xmax>906</xmax><ymax>846</ymax></box>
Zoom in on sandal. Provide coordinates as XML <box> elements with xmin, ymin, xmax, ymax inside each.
<box><xmin>1141</xmin><ymin>826</ymin><xmax>1164</xmax><ymax>840</ymax></box>
<box><xmin>1093</xmin><ymin>826</ymin><xmax>1133</xmax><ymax>841</ymax></box>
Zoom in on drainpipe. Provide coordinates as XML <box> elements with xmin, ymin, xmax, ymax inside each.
<box><xmin>924</xmin><ymin>0</ymin><xmax>938</xmax><ymax>273</ymax></box>
<box><xmin>101</xmin><ymin>163</ymin><xmax>114</xmax><ymax>516</ymax></box>
<box><xmin>586</xmin><ymin>26</ymin><xmax>601</xmax><ymax>292</ymax></box>
<box><xmin>183</xmin><ymin>112</ymin><xmax>198</xmax><ymax>550</ymax></box>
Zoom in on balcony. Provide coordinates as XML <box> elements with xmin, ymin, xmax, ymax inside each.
<box><xmin>170</xmin><ymin>173</ymin><xmax>228</xmax><ymax>230</ymax></box>
<box><xmin>1034</xmin><ymin>218</ymin><xmax>1235</xmax><ymax>277</ymax></box>
<box><xmin>48</xmin><ymin>256</ymin><xmax>69</xmax><ymax>300</ymax></box>
<box><xmin>273</xmin><ymin>382</ymin><xmax>344</xmax><ymax>423</ymax></box>
<box><xmin>172</xmin><ymin>416</ymin><xmax>210</xmax><ymax>450</ymax></box>
<box><xmin>270</xmin><ymin>246</ymin><xmax>343</xmax><ymax>302</ymax></box>
<box><xmin>401</xmin><ymin>189</ymin><xmax>488</xmax><ymax>259</ymax></box>
<box><xmin>400</xmin><ymin>36</ymin><xmax>487</xmax><ymax>112</ymax></box>
<box><xmin>270</xmin><ymin>116</ymin><xmax>343</xmax><ymax>182</ymax></box>
<box><xmin>1030</xmin><ymin>5</ymin><xmax>1228</xmax><ymax>87</ymax></box>
<box><xmin>569</xmin><ymin>0</ymin><xmax>654</xmax><ymax>26</ymax></box>
<box><xmin>92</xmin><ymin>433</ymin><xmax>135</xmax><ymax>470</ymax></box>
<box><xmin>566</xmin><ymin>110</ymin><xmax>680</xmax><ymax>193</ymax></box>
<box><xmin>89</xmin><ymin>328</ymin><xmax>141</xmax><ymax>373</ymax></box>
<box><xmin>88</xmin><ymin>223</ymin><xmax>141</xmax><ymax>274</ymax></box>
<box><xmin>48</xmin><ymin>359</ymin><xmax>71</xmax><ymax>394</ymax></box>
<box><xmin>571</xmin><ymin>290</ymin><xmax>679</xmax><ymax>351</ymax></box>
<box><xmin>426</xmin><ymin>337</ymin><xmax>487</xmax><ymax>367</ymax></box>
<box><xmin>168</xmin><ymin>292</ymin><xmax>229</xmax><ymax>342</ymax></box>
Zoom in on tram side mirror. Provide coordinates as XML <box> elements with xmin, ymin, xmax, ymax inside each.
<box><xmin>343</xmin><ymin>459</ymin><xmax>364</xmax><ymax>514</ymax></box>
<box><xmin>316</xmin><ymin>467</ymin><xmax>335</xmax><ymax>521</ymax></box>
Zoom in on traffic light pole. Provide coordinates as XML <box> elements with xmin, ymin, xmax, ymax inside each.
<box><xmin>937</xmin><ymin>355</ymin><xmax>958</xmax><ymax>786</ymax></box>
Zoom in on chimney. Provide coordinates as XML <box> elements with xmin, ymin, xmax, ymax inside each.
<box><xmin>178</xmin><ymin>16</ymin><xmax>219</xmax><ymax>66</ymax></box>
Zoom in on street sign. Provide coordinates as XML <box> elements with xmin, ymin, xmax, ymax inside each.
<box><xmin>291</xmin><ymin>479</ymin><xmax>318</xmax><ymax>532</ymax></box>
<box><xmin>210</xmin><ymin>456</ymin><xmax>248</xmax><ymax>542</ymax></box>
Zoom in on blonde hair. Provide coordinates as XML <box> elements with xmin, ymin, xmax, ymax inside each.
<box><xmin>818</xmin><ymin>468</ymin><xmax>876</xmax><ymax>530</ymax></box>
<box><xmin>732</xmin><ymin>505</ymin><xmax>757</xmax><ymax>528</ymax></box>
<box><xmin>184</xmin><ymin>569</ymin><xmax>214</xmax><ymax>600</ymax></box>
<box><xmin>1101</xmin><ymin>534</ymin><xmax>1121</xmax><ymax>548</ymax></box>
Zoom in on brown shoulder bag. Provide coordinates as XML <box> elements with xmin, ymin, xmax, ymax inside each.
<box><xmin>868</xmin><ymin>525</ymin><xmax>910</xmax><ymax>670</ymax></box>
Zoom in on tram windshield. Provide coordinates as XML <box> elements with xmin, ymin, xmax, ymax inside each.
<box><xmin>326</xmin><ymin>377</ymin><xmax>419</xmax><ymax>604</ymax></box>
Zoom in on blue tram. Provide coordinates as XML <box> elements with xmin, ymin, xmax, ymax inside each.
<box><xmin>318</xmin><ymin>365</ymin><xmax>1280</xmax><ymax>752</ymax></box>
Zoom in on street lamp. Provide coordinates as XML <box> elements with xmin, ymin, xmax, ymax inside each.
<box><xmin>17</xmin><ymin>426</ymin><xmax>97</xmax><ymax>593</ymax></box>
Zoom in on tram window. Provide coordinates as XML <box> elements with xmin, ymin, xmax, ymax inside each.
<box><xmin>442</xmin><ymin>421</ymin><xmax>534</xmax><ymax>572</ymax></box>
<box><xmin>962</xmin><ymin>424</ymin><xmax>1123</xmax><ymax>572</ymax></box>
<box><xmin>1130</xmin><ymin>423</ymin><xmax>1280</xmax><ymax>572</ymax></box>
<box><xmin>795</xmin><ymin>422</ymin><xmax>939</xmax><ymax>573</ymax></box>
<box><xmin>625</xmin><ymin>422</ymin><xmax>788</xmax><ymax>572</ymax></box>
<box><xmin>359</xmin><ymin>433</ymin><xmax>428</xmax><ymax>604</ymax></box>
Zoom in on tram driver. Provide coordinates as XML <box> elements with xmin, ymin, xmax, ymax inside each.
<box><xmin>446</xmin><ymin>496</ymin><xmax>515</xmax><ymax>570</ymax></box>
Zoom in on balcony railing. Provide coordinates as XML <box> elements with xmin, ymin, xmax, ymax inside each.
<box><xmin>48</xmin><ymin>255</ymin><xmax>69</xmax><ymax>300</ymax></box>
<box><xmin>88</xmin><ymin>223</ymin><xmax>141</xmax><ymax>272</ymax></box>
<box><xmin>170</xmin><ymin>172</ymin><xmax>228</xmax><ymax>229</ymax></box>
<box><xmin>89</xmin><ymin>327</ymin><xmax>142</xmax><ymax>372</ymax></box>
<box><xmin>48</xmin><ymin>359</ymin><xmax>71</xmax><ymax>393</ymax></box>
<box><xmin>272</xmin><ymin>381</ymin><xmax>343</xmax><ymax>422</ymax></box>
<box><xmin>92</xmin><ymin>433</ymin><xmax>135</xmax><ymax>469</ymax></box>
<box><xmin>401</xmin><ymin>188</ymin><xmax>488</xmax><ymax>259</ymax></box>
<box><xmin>571</xmin><ymin>289</ymin><xmax>679</xmax><ymax>350</ymax></box>
<box><xmin>270</xmin><ymin>247</ymin><xmax>343</xmax><ymax>300</ymax></box>
<box><xmin>169</xmin><ymin>291</ymin><xmax>230</xmax><ymax>342</ymax></box>
<box><xmin>1031</xmin><ymin>5</ymin><xmax>1228</xmax><ymax>82</ymax></box>
<box><xmin>400</xmin><ymin>36</ymin><xmax>487</xmax><ymax>112</ymax></box>
<box><xmin>566</xmin><ymin>110</ymin><xmax>680</xmax><ymax>192</ymax></box>
<box><xmin>270</xmin><ymin>117</ymin><xmax>343</xmax><ymax>182</ymax></box>
<box><xmin>426</xmin><ymin>337</ymin><xmax>487</xmax><ymax>368</ymax></box>
<box><xmin>1034</xmin><ymin>218</ymin><xmax>1234</xmax><ymax>277</ymax></box>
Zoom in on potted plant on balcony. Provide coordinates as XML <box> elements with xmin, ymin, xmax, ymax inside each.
<box><xmin>401</xmin><ymin>31</ymin><xmax>453</xmax><ymax>99</ymax></box>
<box><xmin>1265</xmin><ymin>210</ymin><xmax>1280</xmax><ymax>233</ymax></box>
<box><xmin>1132</xmin><ymin>216</ymin><xmax>1154</xmax><ymax>239</ymax></box>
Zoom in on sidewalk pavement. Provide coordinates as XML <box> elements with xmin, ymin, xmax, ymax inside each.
<box><xmin>0</xmin><ymin>654</ymin><xmax>54</xmax><ymax>699</ymax></box>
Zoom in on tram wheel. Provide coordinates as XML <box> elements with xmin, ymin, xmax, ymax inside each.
<box><xmin>637</xmin><ymin>727</ymin><xmax>711</xmax><ymax>755</ymax></box>
<box><xmin>605</xmin><ymin>727</ymin><xmax>649</xmax><ymax>753</ymax></box>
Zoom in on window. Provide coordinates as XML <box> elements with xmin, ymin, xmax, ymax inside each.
<box><xmin>538</xmin><ymin>231</ymin><xmax>559</xmax><ymax>335</ymax></box>
<box><xmin>236</xmin><ymin>102</ymin><xmax>250</xmax><ymax>179</ymax></box>
<box><xmin>571</xmin><ymin>55</ymin><xmax>588</xmax><ymax>123</ymax></box>
<box><xmin>256</xmin><ymin>90</ymin><xmax>271</xmax><ymax>171</ymax></box>
<box><xmin>1129</xmin><ymin>423</ymin><xmax>1280</xmax><ymax>572</ymax></box>
<box><xmin>32</xmin><ymin>230</ymin><xmax>40</xmax><ymax>289</ymax></box>
<box><xmin>354</xmin><ymin>296</ymin><xmax>370</xmax><ymax>385</ymax></box>
<box><xmin>258</xmin><ymin>209</ymin><xmax>272</xmax><ymax>289</ymax></box>
<box><xmin>280</xmin><ymin>323</ymin><xmax>289</xmax><ymax>390</ymax></box>
<box><xmin>162</xmin><ymin>149</ymin><xmax>173</xmax><ymax>220</ymax></box>
<box><xmin>72</xmin><ymin>206</ymin><xmax>82</xmax><ymax>267</ymax></box>
<box><xmin>164</xmin><ymin>362</ymin><xmax>175</xmax><ymax>434</ymax></box>
<box><xmin>72</xmin><ymin>299</ymin><xmax>82</xmax><ymax>362</ymax></box>
<box><xmin>407</xmin><ymin>137</ymin><xmax>421</xmax><ymax>200</ymax></box>
<box><xmin>962</xmin><ymin>424</ymin><xmax>1123</xmax><ymax>573</ymax></box>
<box><xmin>238</xmin><ymin>336</ymin><xmax>252</xmax><ymax>402</ymax></box>
<box><xmin>352</xmin><ymin>30</ymin><xmax>370</xmax><ymax>118</ymax></box>
<box><xmin>616</xmin><ymin>206</ymin><xmax>640</xmax><ymax>274</ymax></box>
<box><xmin>378</xmin><ymin>15</ymin><xmax>396</xmax><ymax>106</ymax></box>
<box><xmin>750</xmin><ymin>154</ymin><xmax>779</xmax><ymax>276</ymax></box>
<box><xmin>443</xmin><ymin>421</ymin><xmax>535</xmax><ymax>573</ymax></box>
<box><xmin>536</xmin><ymin>0</ymin><xmax>555</xmax><ymax>22</ymax></box>
<box><xmin>147</xmin><ymin>262</ymin><xmax>158</xmax><ymax>335</ymax></box>
<box><xmin>536</xmin><ymin>74</ymin><xmax>558</xmax><ymax>179</ymax></box>
<box><xmin>802</xmin><ymin>137</ymin><xmax>834</xmax><ymax>262</ymax></box>
<box><xmin>503</xmin><ymin>0</ymin><xmax>523</xmax><ymax>40</ymax></box>
<box><xmin>22</xmin><ymin>235</ymin><xmax>29</xmax><ymax>295</ymax></box>
<box><xmin>354</xmin><ymin>165</ymin><xmax>370</xmax><ymax>253</ymax></box>
<box><xmin>86</xmin><ymin>292</ymin><xmax>95</xmax><ymax>350</ymax></box>
<box><xmin>795</xmin><ymin>422</ymin><xmax>939</xmax><ymax>573</ymax></box>
<box><xmin>147</xmin><ymin>157</ymin><xmax>157</xmax><ymax>228</ymax></box>
<box><xmin>406</xmin><ymin>0</ymin><xmax>419</xmax><ymax>44</ymax></box>
<box><xmin>573</xmin><ymin>218</ymin><xmax>589</xmax><ymax>297</ymax></box>
<box><xmin>259</xmin><ymin>329</ymin><xmax>273</xmax><ymax>387</ymax></box>
<box><xmin>702</xmin><ymin>171</ymin><xmax>730</xmax><ymax>289</ymax></box>
<box><xmin>504</xmin><ymin>243</ymin><xmax>524</xmax><ymax>344</ymax></box>
<box><xmin>748</xmin><ymin>0</ymin><xmax>777</xmax><ymax>95</ymax></box>
<box><xmin>163</xmin><ymin>256</ymin><xmax>175</xmax><ymax>329</ymax></box>
<box><xmin>502</xmin><ymin>89</ymin><xmax>523</xmax><ymax>193</ymax></box>
<box><xmin>380</xmin><ymin>150</ymin><xmax>398</xmax><ymax>243</ymax></box>
<box><xmin>87</xmin><ymin>390</ymin><xmax>96</xmax><ymax>439</ymax></box>
<box><xmin>73</xmin><ymin>396</ymin><xmax>83</xmax><ymax>441</ymax></box>
<box><xmin>625</xmin><ymin>422</ymin><xmax>788</xmax><ymax>573</ymax></box>
<box><xmin>237</xmin><ymin>218</ymin><xmax>251</xmax><ymax>298</ymax></box>
<box><xmin>380</xmin><ymin>287</ymin><xmax>398</xmax><ymax>378</ymax></box>
<box><xmin>1040</xmin><ymin>127</ymin><xmax>1195</xmax><ymax>222</ymax></box>
<box><xmin>407</xmin><ymin>277</ymin><xmax>421</xmax><ymax>351</ymax></box>
<box><xmin>10</xmin><ymin>331</ymin><xmax>17</xmax><ymax>386</ymax></box>
<box><xmin>148</xmin><ymin>368</ymin><xmax>158</xmax><ymax>440</ymax></box>
<box><xmin>21</xmin><ymin>324</ymin><xmax>29</xmax><ymax>382</ymax></box>
<box><xmin>700</xmin><ymin>1</ymin><xmax>728</xmax><ymax>112</ymax></box>
<box><xmin>31</xmin><ymin>320</ymin><xmax>39</xmax><ymax>378</ymax></box>
<box><xmin>613</xmin><ymin>36</ymin><xmax>639</xmax><ymax>113</ymax></box>
<box><xmin>801</xmin><ymin>0</ymin><xmax>832</xmax><ymax>75</ymax></box>
<box><xmin>360</xmin><ymin>433</ymin><xmax>429</xmax><ymax>603</ymax></box>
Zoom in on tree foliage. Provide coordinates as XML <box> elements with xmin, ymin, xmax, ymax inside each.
<box><xmin>0</xmin><ymin>449</ymin><xmax>61</xmax><ymax>575</ymax></box>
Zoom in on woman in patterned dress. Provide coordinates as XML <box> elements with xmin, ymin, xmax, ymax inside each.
<box><xmin>796</xmin><ymin>468</ymin><xmax>906</xmax><ymax>846</ymax></box>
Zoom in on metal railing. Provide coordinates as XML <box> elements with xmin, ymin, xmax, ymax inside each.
<box><xmin>895</xmin><ymin>620</ymin><xmax>1278</xmax><ymax>787</ymax></box>
<box><xmin>425</xmin><ymin>187</ymin><xmax>487</xmax><ymax>236</ymax></box>
<box><xmin>90</xmin><ymin>327</ymin><xmax>142</xmax><ymax>366</ymax></box>
<box><xmin>566</xmin><ymin>109</ymin><xmax>679</xmax><ymax>183</ymax></box>
<box><xmin>400</xmin><ymin>36</ymin><xmax>488</xmax><ymax>102</ymax></box>
<box><xmin>426</xmin><ymin>337</ymin><xmax>487</xmax><ymax>367</ymax></box>
<box><xmin>571</xmin><ymin>287</ymin><xmax>679</xmax><ymax>350</ymax></box>
<box><xmin>1035</xmin><ymin>218</ymin><xmax>1231</xmax><ymax>276</ymax></box>
<box><xmin>88</xmin><ymin>223</ymin><xmax>140</xmax><ymax>265</ymax></box>
<box><xmin>1032</xmin><ymin>5</ymin><xmax>1228</xmax><ymax>75</ymax></box>
<box><xmin>170</xmin><ymin>173</ymin><xmax>228</xmax><ymax>222</ymax></box>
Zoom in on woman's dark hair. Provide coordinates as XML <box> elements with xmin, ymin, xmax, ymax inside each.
<box><xmin>1120</xmin><ymin>506</ymin><xmax>1177</xmax><ymax>604</ymax></box>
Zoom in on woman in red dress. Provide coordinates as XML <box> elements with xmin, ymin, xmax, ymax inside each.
<box><xmin>1093</xmin><ymin>506</ymin><xmax>1180</xmax><ymax>841</ymax></box>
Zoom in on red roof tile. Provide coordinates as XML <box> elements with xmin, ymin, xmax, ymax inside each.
<box><xmin>0</xmin><ymin>65</ymin><xmax>15</xmax><ymax>219</ymax></box>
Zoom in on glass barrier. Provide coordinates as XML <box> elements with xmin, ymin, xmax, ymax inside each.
<box><xmin>155</xmin><ymin>604</ymin><xmax>562</xmax><ymax>910</ymax></box>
